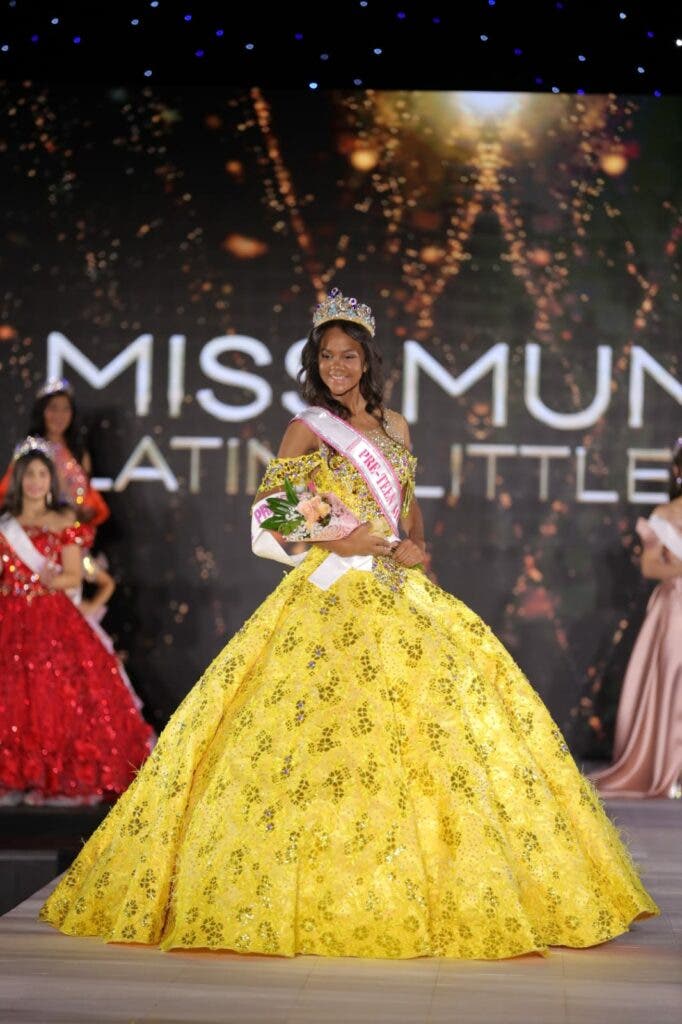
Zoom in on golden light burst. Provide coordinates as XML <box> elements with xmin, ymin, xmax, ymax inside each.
<box><xmin>221</xmin><ymin>234</ymin><xmax>268</xmax><ymax>259</ymax></box>
<box><xmin>599</xmin><ymin>150</ymin><xmax>629</xmax><ymax>176</ymax></box>
<box><xmin>349</xmin><ymin>146</ymin><xmax>379</xmax><ymax>172</ymax></box>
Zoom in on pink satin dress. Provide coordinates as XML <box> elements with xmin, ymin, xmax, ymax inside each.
<box><xmin>590</xmin><ymin>515</ymin><xmax>682</xmax><ymax>798</ymax></box>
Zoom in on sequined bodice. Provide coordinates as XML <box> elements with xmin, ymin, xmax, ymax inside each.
<box><xmin>255</xmin><ymin>431</ymin><xmax>417</xmax><ymax>593</ymax></box>
<box><xmin>0</xmin><ymin>522</ymin><xmax>91</xmax><ymax>599</ymax></box>
<box><xmin>0</xmin><ymin>527</ymin><xmax>60</xmax><ymax>599</ymax></box>
<box><xmin>256</xmin><ymin>430</ymin><xmax>417</xmax><ymax>527</ymax></box>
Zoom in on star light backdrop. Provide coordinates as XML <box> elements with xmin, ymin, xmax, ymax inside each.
<box><xmin>0</xmin><ymin>83</ymin><xmax>679</xmax><ymax>758</ymax></box>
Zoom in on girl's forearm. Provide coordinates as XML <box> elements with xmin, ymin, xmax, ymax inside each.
<box><xmin>642</xmin><ymin>559</ymin><xmax>682</xmax><ymax>581</ymax></box>
<box><xmin>408</xmin><ymin>525</ymin><xmax>426</xmax><ymax>553</ymax></box>
<box><xmin>403</xmin><ymin>503</ymin><xmax>426</xmax><ymax>552</ymax></box>
<box><xmin>48</xmin><ymin>572</ymin><xmax>83</xmax><ymax>591</ymax></box>
<box><xmin>317</xmin><ymin>538</ymin><xmax>352</xmax><ymax>555</ymax></box>
<box><xmin>87</xmin><ymin>582</ymin><xmax>115</xmax><ymax>609</ymax></box>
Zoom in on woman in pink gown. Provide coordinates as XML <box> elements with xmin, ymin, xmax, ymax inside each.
<box><xmin>590</xmin><ymin>439</ymin><xmax>682</xmax><ymax>798</ymax></box>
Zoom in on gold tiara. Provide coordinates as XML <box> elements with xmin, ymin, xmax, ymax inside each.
<box><xmin>312</xmin><ymin>287</ymin><xmax>376</xmax><ymax>337</ymax></box>
<box><xmin>12</xmin><ymin>435</ymin><xmax>55</xmax><ymax>463</ymax></box>
<box><xmin>36</xmin><ymin>377</ymin><xmax>74</xmax><ymax>400</ymax></box>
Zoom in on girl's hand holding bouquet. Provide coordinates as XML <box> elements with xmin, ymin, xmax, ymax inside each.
<box><xmin>260</xmin><ymin>478</ymin><xmax>396</xmax><ymax>557</ymax></box>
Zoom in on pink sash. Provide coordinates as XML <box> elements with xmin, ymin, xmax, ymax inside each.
<box><xmin>294</xmin><ymin>406</ymin><xmax>402</xmax><ymax>535</ymax></box>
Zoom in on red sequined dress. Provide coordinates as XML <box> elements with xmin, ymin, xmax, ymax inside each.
<box><xmin>0</xmin><ymin>521</ymin><xmax>154</xmax><ymax>804</ymax></box>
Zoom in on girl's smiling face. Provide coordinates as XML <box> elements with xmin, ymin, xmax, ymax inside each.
<box><xmin>317</xmin><ymin>326</ymin><xmax>366</xmax><ymax>399</ymax></box>
<box><xmin>21</xmin><ymin>457</ymin><xmax>52</xmax><ymax>503</ymax></box>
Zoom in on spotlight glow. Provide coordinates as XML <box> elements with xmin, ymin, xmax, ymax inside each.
<box><xmin>457</xmin><ymin>92</ymin><xmax>521</xmax><ymax>119</ymax></box>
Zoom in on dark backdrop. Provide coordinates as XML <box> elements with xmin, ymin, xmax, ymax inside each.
<box><xmin>1</xmin><ymin>84</ymin><xmax>679</xmax><ymax>756</ymax></box>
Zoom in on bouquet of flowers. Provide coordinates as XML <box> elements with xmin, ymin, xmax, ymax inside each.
<box><xmin>260</xmin><ymin>477</ymin><xmax>361</xmax><ymax>541</ymax></box>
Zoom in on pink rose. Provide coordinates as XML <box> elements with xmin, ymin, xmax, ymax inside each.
<box><xmin>296</xmin><ymin>494</ymin><xmax>331</xmax><ymax>526</ymax></box>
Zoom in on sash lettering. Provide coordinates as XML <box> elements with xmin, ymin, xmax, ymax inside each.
<box><xmin>294</xmin><ymin>407</ymin><xmax>402</xmax><ymax>535</ymax></box>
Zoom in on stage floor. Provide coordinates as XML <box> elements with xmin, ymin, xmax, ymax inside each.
<box><xmin>0</xmin><ymin>799</ymin><xmax>680</xmax><ymax>1024</ymax></box>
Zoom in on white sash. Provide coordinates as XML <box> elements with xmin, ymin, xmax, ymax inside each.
<box><xmin>250</xmin><ymin>408</ymin><xmax>402</xmax><ymax>589</ymax></box>
<box><xmin>0</xmin><ymin>514</ymin><xmax>49</xmax><ymax>577</ymax></box>
<box><xmin>647</xmin><ymin>514</ymin><xmax>682</xmax><ymax>561</ymax></box>
<box><xmin>251</xmin><ymin>496</ymin><xmax>310</xmax><ymax>568</ymax></box>
<box><xmin>294</xmin><ymin>407</ymin><xmax>402</xmax><ymax>535</ymax></box>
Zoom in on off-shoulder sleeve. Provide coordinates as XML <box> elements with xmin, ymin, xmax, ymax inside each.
<box><xmin>255</xmin><ymin>451</ymin><xmax>324</xmax><ymax>500</ymax></box>
<box><xmin>60</xmin><ymin>521</ymin><xmax>96</xmax><ymax>549</ymax></box>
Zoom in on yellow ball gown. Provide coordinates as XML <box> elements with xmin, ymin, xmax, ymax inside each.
<box><xmin>39</xmin><ymin>433</ymin><xmax>659</xmax><ymax>959</ymax></box>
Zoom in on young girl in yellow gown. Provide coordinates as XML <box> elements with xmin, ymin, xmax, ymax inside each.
<box><xmin>40</xmin><ymin>289</ymin><xmax>659</xmax><ymax>960</ymax></box>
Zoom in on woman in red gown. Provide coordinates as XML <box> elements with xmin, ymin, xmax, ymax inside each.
<box><xmin>0</xmin><ymin>377</ymin><xmax>110</xmax><ymax>528</ymax></box>
<box><xmin>0</xmin><ymin>438</ymin><xmax>154</xmax><ymax>806</ymax></box>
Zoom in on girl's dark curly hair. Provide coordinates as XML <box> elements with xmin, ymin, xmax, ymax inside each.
<box><xmin>298</xmin><ymin>319</ymin><xmax>384</xmax><ymax>421</ymax></box>
<box><xmin>1</xmin><ymin>451</ymin><xmax>70</xmax><ymax>517</ymax></box>
<box><xmin>29</xmin><ymin>389</ymin><xmax>86</xmax><ymax>462</ymax></box>
<box><xmin>670</xmin><ymin>437</ymin><xmax>682</xmax><ymax>500</ymax></box>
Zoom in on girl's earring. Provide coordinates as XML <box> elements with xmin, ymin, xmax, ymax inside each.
<box><xmin>47</xmin><ymin>491</ymin><xmax>52</xmax><ymax>505</ymax></box>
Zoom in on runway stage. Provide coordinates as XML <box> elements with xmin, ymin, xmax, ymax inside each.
<box><xmin>0</xmin><ymin>799</ymin><xmax>679</xmax><ymax>1024</ymax></box>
